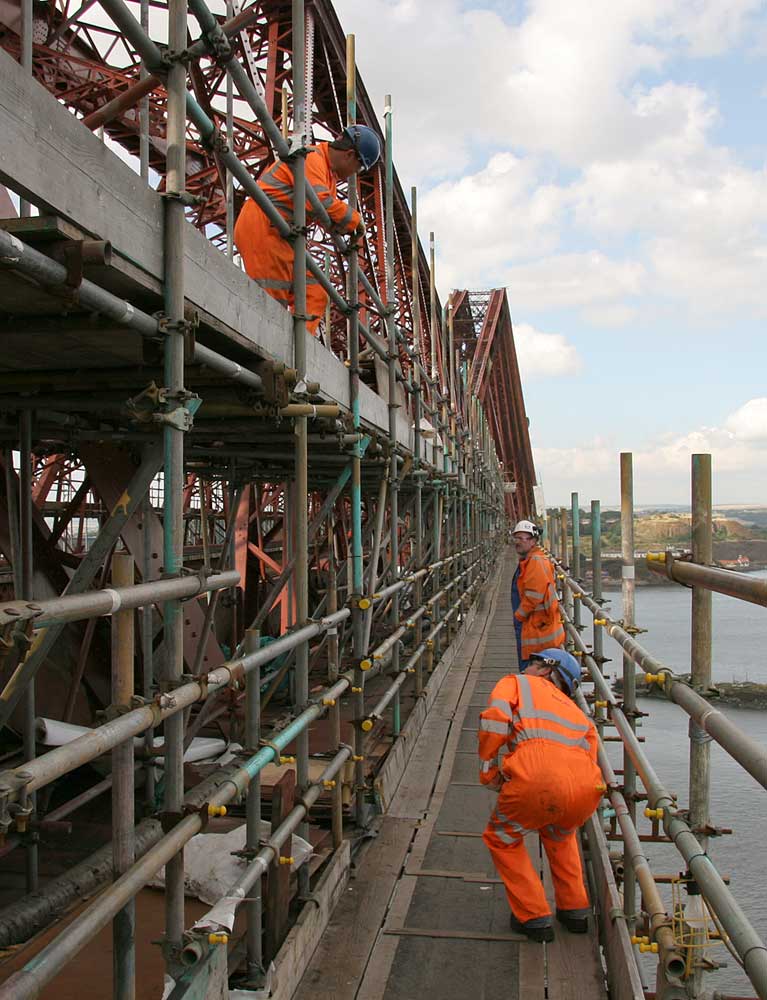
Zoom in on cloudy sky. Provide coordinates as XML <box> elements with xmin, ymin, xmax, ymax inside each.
<box><xmin>334</xmin><ymin>0</ymin><xmax>767</xmax><ymax>507</ymax></box>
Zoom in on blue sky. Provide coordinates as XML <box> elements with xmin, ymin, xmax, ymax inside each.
<box><xmin>334</xmin><ymin>0</ymin><xmax>767</xmax><ymax>506</ymax></box>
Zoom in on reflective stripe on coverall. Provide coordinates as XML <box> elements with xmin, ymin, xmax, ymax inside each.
<box><xmin>513</xmin><ymin>546</ymin><xmax>564</xmax><ymax>659</ymax></box>
<box><xmin>234</xmin><ymin>142</ymin><xmax>361</xmax><ymax>335</ymax></box>
<box><xmin>478</xmin><ymin>673</ymin><xmax>603</xmax><ymax>924</ymax></box>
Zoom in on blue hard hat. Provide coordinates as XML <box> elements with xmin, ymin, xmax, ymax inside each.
<box><xmin>529</xmin><ymin>647</ymin><xmax>582</xmax><ymax>694</ymax></box>
<box><xmin>342</xmin><ymin>125</ymin><xmax>381</xmax><ymax>171</ymax></box>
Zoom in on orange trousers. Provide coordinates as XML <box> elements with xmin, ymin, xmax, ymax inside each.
<box><xmin>483</xmin><ymin>744</ymin><xmax>602</xmax><ymax>923</ymax></box>
<box><xmin>234</xmin><ymin>199</ymin><xmax>326</xmax><ymax>335</ymax></box>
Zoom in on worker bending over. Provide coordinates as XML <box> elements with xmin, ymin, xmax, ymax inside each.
<box><xmin>234</xmin><ymin>125</ymin><xmax>381</xmax><ymax>335</ymax></box>
<box><xmin>478</xmin><ymin>648</ymin><xmax>604</xmax><ymax>942</ymax></box>
<box><xmin>510</xmin><ymin>519</ymin><xmax>564</xmax><ymax>670</ymax></box>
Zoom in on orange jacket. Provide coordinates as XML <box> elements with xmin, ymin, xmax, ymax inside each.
<box><xmin>256</xmin><ymin>142</ymin><xmax>360</xmax><ymax>233</ymax></box>
<box><xmin>478</xmin><ymin>673</ymin><xmax>599</xmax><ymax>790</ymax></box>
<box><xmin>513</xmin><ymin>546</ymin><xmax>564</xmax><ymax>657</ymax></box>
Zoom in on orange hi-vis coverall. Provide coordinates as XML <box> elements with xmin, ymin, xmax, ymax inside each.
<box><xmin>478</xmin><ymin>673</ymin><xmax>603</xmax><ymax>924</ymax></box>
<box><xmin>234</xmin><ymin>142</ymin><xmax>361</xmax><ymax>335</ymax></box>
<box><xmin>514</xmin><ymin>545</ymin><xmax>564</xmax><ymax>659</ymax></box>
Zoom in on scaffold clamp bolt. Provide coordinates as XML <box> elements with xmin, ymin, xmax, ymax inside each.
<box><xmin>645</xmin><ymin>673</ymin><xmax>665</xmax><ymax>686</ymax></box>
<box><xmin>361</xmin><ymin>719</ymin><xmax>373</xmax><ymax>732</ymax></box>
<box><xmin>595</xmin><ymin>700</ymin><xmax>608</xmax><ymax>709</ymax></box>
<box><xmin>351</xmin><ymin>686</ymin><xmax>363</xmax><ymax>694</ymax></box>
<box><xmin>322</xmin><ymin>698</ymin><xmax>336</xmax><ymax>707</ymax></box>
<box><xmin>645</xmin><ymin>807</ymin><xmax>664</xmax><ymax>820</ymax></box>
<box><xmin>323</xmin><ymin>780</ymin><xmax>336</xmax><ymax>790</ymax></box>
<box><xmin>594</xmin><ymin>618</ymin><xmax>608</xmax><ymax>627</ymax></box>
<box><xmin>352</xmin><ymin>754</ymin><xmax>365</xmax><ymax>761</ymax></box>
<box><xmin>279</xmin><ymin>755</ymin><xmax>295</xmax><ymax>765</ymax></box>
<box><xmin>279</xmin><ymin>856</ymin><xmax>294</xmax><ymax>866</ymax></box>
<box><xmin>358</xmin><ymin>597</ymin><xmax>372</xmax><ymax>610</ymax></box>
<box><xmin>208</xmin><ymin>933</ymin><xmax>229</xmax><ymax>945</ymax></box>
<box><xmin>207</xmin><ymin>805</ymin><xmax>227</xmax><ymax>818</ymax></box>
<box><xmin>359</xmin><ymin>658</ymin><xmax>372</xmax><ymax>671</ymax></box>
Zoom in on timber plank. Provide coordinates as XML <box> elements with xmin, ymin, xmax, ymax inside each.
<box><xmin>292</xmin><ymin>816</ymin><xmax>414</xmax><ymax>1000</ymax></box>
<box><xmin>542</xmin><ymin>849</ymin><xmax>607</xmax><ymax>999</ymax></box>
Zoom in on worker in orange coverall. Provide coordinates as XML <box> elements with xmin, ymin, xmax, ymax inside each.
<box><xmin>234</xmin><ymin>125</ymin><xmax>381</xmax><ymax>335</ymax></box>
<box><xmin>511</xmin><ymin>519</ymin><xmax>565</xmax><ymax>670</ymax></box>
<box><xmin>478</xmin><ymin>648</ymin><xmax>604</xmax><ymax>942</ymax></box>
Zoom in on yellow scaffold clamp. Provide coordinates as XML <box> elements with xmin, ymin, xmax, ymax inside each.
<box><xmin>279</xmin><ymin>856</ymin><xmax>294</xmax><ymax>865</ymax></box>
<box><xmin>646</xmin><ymin>552</ymin><xmax>666</xmax><ymax>563</ymax></box>
<box><xmin>593</xmin><ymin>618</ymin><xmax>608</xmax><ymax>627</ymax></box>
<box><xmin>644</xmin><ymin>807</ymin><xmax>664</xmax><ymax>820</ymax></box>
<box><xmin>645</xmin><ymin>673</ymin><xmax>665</xmax><ymax>686</ymax></box>
<box><xmin>208</xmin><ymin>933</ymin><xmax>229</xmax><ymax>945</ymax></box>
<box><xmin>207</xmin><ymin>805</ymin><xmax>227</xmax><ymax>818</ymax></box>
<box><xmin>631</xmin><ymin>935</ymin><xmax>658</xmax><ymax>953</ymax></box>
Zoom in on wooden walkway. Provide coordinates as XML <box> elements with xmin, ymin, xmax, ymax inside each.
<box><xmin>295</xmin><ymin>551</ymin><xmax>607</xmax><ymax>1000</ymax></box>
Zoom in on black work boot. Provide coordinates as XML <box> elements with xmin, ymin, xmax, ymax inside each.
<box><xmin>509</xmin><ymin>913</ymin><xmax>555</xmax><ymax>943</ymax></box>
<box><xmin>555</xmin><ymin>909</ymin><xmax>589</xmax><ymax>934</ymax></box>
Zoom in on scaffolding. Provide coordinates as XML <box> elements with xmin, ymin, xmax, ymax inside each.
<box><xmin>0</xmin><ymin>0</ymin><xmax>526</xmax><ymax>995</ymax></box>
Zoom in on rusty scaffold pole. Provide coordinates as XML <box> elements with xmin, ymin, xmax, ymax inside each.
<box><xmin>111</xmin><ymin>551</ymin><xmax>135</xmax><ymax>1000</ymax></box>
<box><xmin>345</xmin><ymin>32</ymin><xmax>367</xmax><ymax>827</ymax></box>
<box><xmin>291</xmin><ymin>0</ymin><xmax>311</xmax><ymax>897</ymax></box>
<box><xmin>411</xmin><ymin>186</ymin><xmax>425</xmax><ymax>696</ymax></box>
<box><xmin>161</xmin><ymin>0</ymin><xmax>190</xmax><ymax>963</ymax></box>
<box><xmin>619</xmin><ymin>452</ymin><xmax>637</xmax><ymax>932</ymax></box>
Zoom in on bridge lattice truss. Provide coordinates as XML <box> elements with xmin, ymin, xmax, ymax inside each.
<box><xmin>0</xmin><ymin>0</ymin><xmax>536</xmax><ymax>717</ymax></box>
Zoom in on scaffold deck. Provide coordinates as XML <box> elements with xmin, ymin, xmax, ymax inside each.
<box><xmin>295</xmin><ymin>554</ymin><xmax>607</xmax><ymax>1000</ymax></box>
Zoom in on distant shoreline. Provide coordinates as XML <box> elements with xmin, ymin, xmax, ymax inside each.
<box><xmin>613</xmin><ymin>675</ymin><xmax>767</xmax><ymax>711</ymax></box>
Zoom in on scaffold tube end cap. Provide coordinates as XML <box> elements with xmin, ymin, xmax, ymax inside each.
<box><xmin>358</xmin><ymin>597</ymin><xmax>372</xmax><ymax>610</ymax></box>
<box><xmin>360</xmin><ymin>658</ymin><xmax>372</xmax><ymax>671</ymax></box>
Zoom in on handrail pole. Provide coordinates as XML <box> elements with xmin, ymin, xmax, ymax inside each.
<box><xmin>619</xmin><ymin>451</ymin><xmax>637</xmax><ymax>932</ymax></box>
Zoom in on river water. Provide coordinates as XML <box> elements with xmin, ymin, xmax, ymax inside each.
<box><xmin>598</xmin><ymin>573</ymin><xmax>766</xmax><ymax>996</ymax></box>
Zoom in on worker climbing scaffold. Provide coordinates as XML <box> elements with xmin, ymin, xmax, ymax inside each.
<box><xmin>234</xmin><ymin>125</ymin><xmax>381</xmax><ymax>334</ymax></box>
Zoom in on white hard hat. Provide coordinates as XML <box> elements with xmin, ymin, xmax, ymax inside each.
<box><xmin>513</xmin><ymin>519</ymin><xmax>540</xmax><ymax>537</ymax></box>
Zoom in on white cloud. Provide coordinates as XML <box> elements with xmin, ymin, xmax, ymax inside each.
<box><xmin>536</xmin><ymin>397</ymin><xmax>767</xmax><ymax>504</ymax></box>
<box><xmin>507</xmin><ymin>253</ymin><xmax>646</xmax><ymax>311</ymax></box>
<box><xmin>513</xmin><ymin>322</ymin><xmax>582</xmax><ymax>378</ymax></box>
<box><xmin>725</xmin><ymin>398</ymin><xmax>767</xmax><ymax>442</ymax></box>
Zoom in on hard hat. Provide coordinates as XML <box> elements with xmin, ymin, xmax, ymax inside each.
<box><xmin>529</xmin><ymin>648</ymin><xmax>581</xmax><ymax>694</ymax></box>
<box><xmin>342</xmin><ymin>125</ymin><xmax>381</xmax><ymax>171</ymax></box>
<box><xmin>513</xmin><ymin>519</ymin><xmax>540</xmax><ymax>537</ymax></box>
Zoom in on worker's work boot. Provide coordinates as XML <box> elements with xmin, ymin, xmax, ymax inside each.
<box><xmin>555</xmin><ymin>909</ymin><xmax>589</xmax><ymax>934</ymax></box>
<box><xmin>509</xmin><ymin>913</ymin><xmax>555</xmax><ymax>943</ymax></box>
